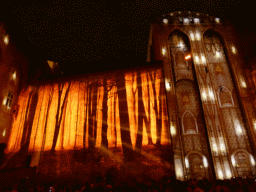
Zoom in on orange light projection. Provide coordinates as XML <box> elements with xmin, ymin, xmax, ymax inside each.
<box><xmin>7</xmin><ymin>68</ymin><xmax>170</xmax><ymax>153</ymax></box>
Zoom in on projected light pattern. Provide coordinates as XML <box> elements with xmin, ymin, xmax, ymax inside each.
<box><xmin>7</xmin><ymin>68</ymin><xmax>170</xmax><ymax>153</ymax></box>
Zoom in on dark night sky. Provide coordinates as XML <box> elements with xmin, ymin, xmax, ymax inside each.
<box><xmin>1</xmin><ymin>0</ymin><xmax>256</xmax><ymax>75</ymax></box>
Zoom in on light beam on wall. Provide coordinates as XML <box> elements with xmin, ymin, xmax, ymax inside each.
<box><xmin>170</xmin><ymin>125</ymin><xmax>176</xmax><ymax>136</ymax></box>
<box><xmin>185</xmin><ymin>157</ymin><xmax>189</xmax><ymax>168</ymax></box>
<box><xmin>190</xmin><ymin>33</ymin><xmax>195</xmax><ymax>41</ymax></box>
<box><xmin>196</xmin><ymin>32</ymin><xmax>201</xmax><ymax>41</ymax></box>
<box><xmin>4</xmin><ymin>35</ymin><xmax>9</xmax><ymax>45</ymax></box>
<box><xmin>162</xmin><ymin>47</ymin><xmax>166</xmax><ymax>56</ymax></box>
<box><xmin>203</xmin><ymin>156</ymin><xmax>208</xmax><ymax>168</ymax></box>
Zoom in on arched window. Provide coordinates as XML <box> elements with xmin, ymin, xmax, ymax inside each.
<box><xmin>169</xmin><ymin>30</ymin><xmax>190</xmax><ymax>52</ymax></box>
<box><xmin>218</xmin><ymin>86</ymin><xmax>234</xmax><ymax>107</ymax></box>
<box><xmin>188</xmin><ymin>153</ymin><xmax>206</xmax><ymax>180</ymax></box>
<box><xmin>182</xmin><ymin>110</ymin><xmax>198</xmax><ymax>134</ymax></box>
<box><xmin>234</xmin><ymin>152</ymin><xmax>253</xmax><ymax>177</ymax></box>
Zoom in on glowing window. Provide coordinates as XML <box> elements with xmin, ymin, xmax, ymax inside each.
<box><xmin>3</xmin><ymin>92</ymin><xmax>13</xmax><ymax>109</ymax></box>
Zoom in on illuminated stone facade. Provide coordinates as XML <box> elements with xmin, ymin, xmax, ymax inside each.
<box><xmin>2</xmin><ymin>12</ymin><xmax>256</xmax><ymax>181</ymax></box>
<box><xmin>150</xmin><ymin>11</ymin><xmax>256</xmax><ymax>180</ymax></box>
<box><xmin>0</xmin><ymin>22</ymin><xmax>28</xmax><ymax>145</ymax></box>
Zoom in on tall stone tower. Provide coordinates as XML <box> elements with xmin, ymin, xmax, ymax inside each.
<box><xmin>149</xmin><ymin>11</ymin><xmax>256</xmax><ymax>180</ymax></box>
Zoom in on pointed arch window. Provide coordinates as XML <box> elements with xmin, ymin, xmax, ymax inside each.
<box><xmin>182</xmin><ymin>110</ymin><xmax>198</xmax><ymax>134</ymax></box>
<box><xmin>218</xmin><ymin>86</ymin><xmax>234</xmax><ymax>107</ymax></box>
<box><xmin>169</xmin><ymin>31</ymin><xmax>190</xmax><ymax>52</ymax></box>
<box><xmin>187</xmin><ymin>153</ymin><xmax>206</xmax><ymax>180</ymax></box>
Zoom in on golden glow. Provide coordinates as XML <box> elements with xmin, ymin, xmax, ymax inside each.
<box><xmin>203</xmin><ymin>156</ymin><xmax>208</xmax><ymax>168</ymax></box>
<box><xmin>194</xmin><ymin>18</ymin><xmax>200</xmax><ymax>24</ymax></box>
<box><xmin>47</xmin><ymin>61</ymin><xmax>55</xmax><ymax>69</ymax></box>
<box><xmin>176</xmin><ymin>169</ymin><xmax>182</xmax><ymax>178</ymax></box>
<box><xmin>241</xmin><ymin>80</ymin><xmax>246</xmax><ymax>88</ymax></box>
<box><xmin>216</xmin><ymin>52</ymin><xmax>220</xmax><ymax>58</ymax></box>
<box><xmin>194</xmin><ymin>55</ymin><xmax>199</xmax><ymax>64</ymax></box>
<box><xmin>201</xmin><ymin>91</ymin><xmax>207</xmax><ymax>100</ymax></box>
<box><xmin>12</xmin><ymin>71</ymin><xmax>16</xmax><ymax>80</ymax></box>
<box><xmin>208</xmin><ymin>86</ymin><xmax>214</xmax><ymax>101</ymax></box>
<box><xmin>190</xmin><ymin>33</ymin><xmax>195</xmax><ymax>41</ymax></box>
<box><xmin>162</xmin><ymin>47</ymin><xmax>166</xmax><ymax>56</ymax></box>
<box><xmin>231</xmin><ymin>46</ymin><xmax>237</xmax><ymax>54</ymax></box>
<box><xmin>4</xmin><ymin>35</ymin><xmax>9</xmax><ymax>45</ymax></box>
<box><xmin>163</xmin><ymin>19</ymin><xmax>168</xmax><ymax>24</ymax></box>
<box><xmin>165</xmin><ymin>79</ymin><xmax>171</xmax><ymax>90</ymax></box>
<box><xmin>208</xmin><ymin>90</ymin><xmax>214</xmax><ymax>100</ymax></box>
<box><xmin>226</xmin><ymin>169</ymin><xmax>232</xmax><ymax>179</ymax></box>
<box><xmin>236</xmin><ymin>123</ymin><xmax>243</xmax><ymax>135</ymax></box>
<box><xmin>185</xmin><ymin>54</ymin><xmax>191</xmax><ymax>60</ymax></box>
<box><xmin>231</xmin><ymin>155</ymin><xmax>236</xmax><ymax>166</ymax></box>
<box><xmin>250</xmin><ymin>155</ymin><xmax>255</xmax><ymax>166</ymax></box>
<box><xmin>183</xmin><ymin>18</ymin><xmax>189</xmax><ymax>24</ymax></box>
<box><xmin>7</xmin><ymin>69</ymin><xmax>171</xmax><ymax>153</ymax></box>
<box><xmin>211</xmin><ymin>137</ymin><xmax>218</xmax><ymax>155</ymax></box>
<box><xmin>215</xmin><ymin>18</ymin><xmax>220</xmax><ymax>23</ymax></box>
<box><xmin>185</xmin><ymin>157</ymin><xmax>189</xmax><ymax>168</ymax></box>
<box><xmin>196</xmin><ymin>32</ymin><xmax>201</xmax><ymax>41</ymax></box>
<box><xmin>254</xmin><ymin>121</ymin><xmax>256</xmax><ymax>130</ymax></box>
<box><xmin>2</xmin><ymin>97</ymin><xmax>7</xmax><ymax>105</ymax></box>
<box><xmin>170</xmin><ymin>125</ymin><xmax>176</xmax><ymax>136</ymax></box>
<box><xmin>178</xmin><ymin>42</ymin><xmax>184</xmax><ymax>48</ymax></box>
<box><xmin>218</xmin><ymin>170</ymin><xmax>224</xmax><ymax>180</ymax></box>
<box><xmin>201</xmin><ymin>54</ymin><xmax>206</xmax><ymax>64</ymax></box>
<box><xmin>219</xmin><ymin>137</ymin><xmax>226</xmax><ymax>154</ymax></box>
<box><xmin>2</xmin><ymin>129</ymin><xmax>6</xmax><ymax>137</ymax></box>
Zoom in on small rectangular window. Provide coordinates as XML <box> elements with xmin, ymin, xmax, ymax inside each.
<box><xmin>5</xmin><ymin>92</ymin><xmax>13</xmax><ymax>108</ymax></box>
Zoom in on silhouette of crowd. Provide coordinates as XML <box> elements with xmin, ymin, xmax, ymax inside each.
<box><xmin>1</xmin><ymin>175</ymin><xmax>256</xmax><ymax>192</ymax></box>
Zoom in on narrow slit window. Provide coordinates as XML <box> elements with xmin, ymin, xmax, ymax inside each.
<box><xmin>5</xmin><ymin>92</ymin><xmax>13</xmax><ymax>109</ymax></box>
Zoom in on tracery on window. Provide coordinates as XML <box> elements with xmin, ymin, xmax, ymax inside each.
<box><xmin>169</xmin><ymin>31</ymin><xmax>190</xmax><ymax>52</ymax></box>
<box><xmin>218</xmin><ymin>86</ymin><xmax>234</xmax><ymax>107</ymax></box>
<box><xmin>182</xmin><ymin>110</ymin><xmax>198</xmax><ymax>134</ymax></box>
